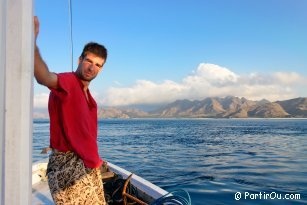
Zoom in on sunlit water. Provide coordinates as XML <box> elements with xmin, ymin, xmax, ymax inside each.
<box><xmin>33</xmin><ymin>119</ymin><xmax>307</xmax><ymax>205</ymax></box>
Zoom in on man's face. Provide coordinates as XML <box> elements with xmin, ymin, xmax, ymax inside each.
<box><xmin>77</xmin><ymin>53</ymin><xmax>105</xmax><ymax>82</ymax></box>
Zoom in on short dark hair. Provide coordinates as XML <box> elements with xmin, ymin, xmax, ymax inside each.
<box><xmin>80</xmin><ymin>42</ymin><xmax>108</xmax><ymax>61</ymax></box>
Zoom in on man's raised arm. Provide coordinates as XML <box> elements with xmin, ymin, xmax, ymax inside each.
<box><xmin>34</xmin><ymin>16</ymin><xmax>58</xmax><ymax>89</ymax></box>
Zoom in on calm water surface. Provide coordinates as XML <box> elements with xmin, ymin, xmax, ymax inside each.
<box><xmin>33</xmin><ymin>119</ymin><xmax>307</xmax><ymax>205</ymax></box>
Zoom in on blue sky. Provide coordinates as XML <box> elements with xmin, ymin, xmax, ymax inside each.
<box><xmin>34</xmin><ymin>0</ymin><xmax>307</xmax><ymax>108</ymax></box>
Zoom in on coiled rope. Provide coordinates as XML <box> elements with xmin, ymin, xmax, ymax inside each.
<box><xmin>150</xmin><ymin>189</ymin><xmax>192</xmax><ymax>205</ymax></box>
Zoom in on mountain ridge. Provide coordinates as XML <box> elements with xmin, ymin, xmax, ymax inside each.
<box><xmin>97</xmin><ymin>96</ymin><xmax>307</xmax><ymax>118</ymax></box>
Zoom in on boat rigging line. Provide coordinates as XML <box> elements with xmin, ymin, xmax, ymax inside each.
<box><xmin>68</xmin><ymin>0</ymin><xmax>74</xmax><ymax>72</ymax></box>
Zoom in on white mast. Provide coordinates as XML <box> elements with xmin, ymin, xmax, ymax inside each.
<box><xmin>0</xmin><ymin>0</ymin><xmax>34</xmax><ymax>204</ymax></box>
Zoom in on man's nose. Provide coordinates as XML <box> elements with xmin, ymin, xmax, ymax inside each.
<box><xmin>88</xmin><ymin>64</ymin><xmax>94</xmax><ymax>71</ymax></box>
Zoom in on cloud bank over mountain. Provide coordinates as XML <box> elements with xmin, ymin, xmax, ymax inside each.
<box><xmin>33</xmin><ymin>63</ymin><xmax>306</xmax><ymax>108</ymax></box>
<box><xmin>101</xmin><ymin>63</ymin><xmax>306</xmax><ymax>106</ymax></box>
<box><xmin>34</xmin><ymin>92</ymin><xmax>49</xmax><ymax>108</ymax></box>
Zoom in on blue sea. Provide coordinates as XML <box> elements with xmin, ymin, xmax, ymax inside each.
<box><xmin>33</xmin><ymin>118</ymin><xmax>307</xmax><ymax>205</ymax></box>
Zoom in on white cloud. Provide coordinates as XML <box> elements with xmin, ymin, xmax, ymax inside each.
<box><xmin>101</xmin><ymin>63</ymin><xmax>307</xmax><ymax>106</ymax></box>
<box><xmin>33</xmin><ymin>92</ymin><xmax>49</xmax><ymax>108</ymax></box>
<box><xmin>273</xmin><ymin>72</ymin><xmax>304</xmax><ymax>85</ymax></box>
<box><xmin>184</xmin><ymin>63</ymin><xmax>239</xmax><ymax>87</ymax></box>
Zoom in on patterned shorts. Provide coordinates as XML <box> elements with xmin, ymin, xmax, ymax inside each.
<box><xmin>47</xmin><ymin>151</ymin><xmax>106</xmax><ymax>205</ymax></box>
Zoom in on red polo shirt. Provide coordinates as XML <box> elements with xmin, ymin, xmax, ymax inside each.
<box><xmin>48</xmin><ymin>72</ymin><xmax>103</xmax><ymax>168</ymax></box>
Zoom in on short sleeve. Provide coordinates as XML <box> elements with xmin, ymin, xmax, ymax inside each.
<box><xmin>49</xmin><ymin>72</ymin><xmax>77</xmax><ymax>100</ymax></box>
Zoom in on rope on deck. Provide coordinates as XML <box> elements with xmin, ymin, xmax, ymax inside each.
<box><xmin>150</xmin><ymin>189</ymin><xmax>192</xmax><ymax>205</ymax></box>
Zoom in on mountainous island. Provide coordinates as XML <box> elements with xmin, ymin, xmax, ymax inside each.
<box><xmin>98</xmin><ymin>96</ymin><xmax>307</xmax><ymax>119</ymax></box>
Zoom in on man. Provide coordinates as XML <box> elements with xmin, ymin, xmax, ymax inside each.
<box><xmin>34</xmin><ymin>16</ymin><xmax>107</xmax><ymax>205</ymax></box>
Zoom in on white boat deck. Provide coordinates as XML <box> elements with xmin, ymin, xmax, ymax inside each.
<box><xmin>32</xmin><ymin>160</ymin><xmax>53</xmax><ymax>204</ymax></box>
<box><xmin>32</xmin><ymin>160</ymin><xmax>168</xmax><ymax>205</ymax></box>
<box><xmin>32</xmin><ymin>181</ymin><xmax>53</xmax><ymax>205</ymax></box>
